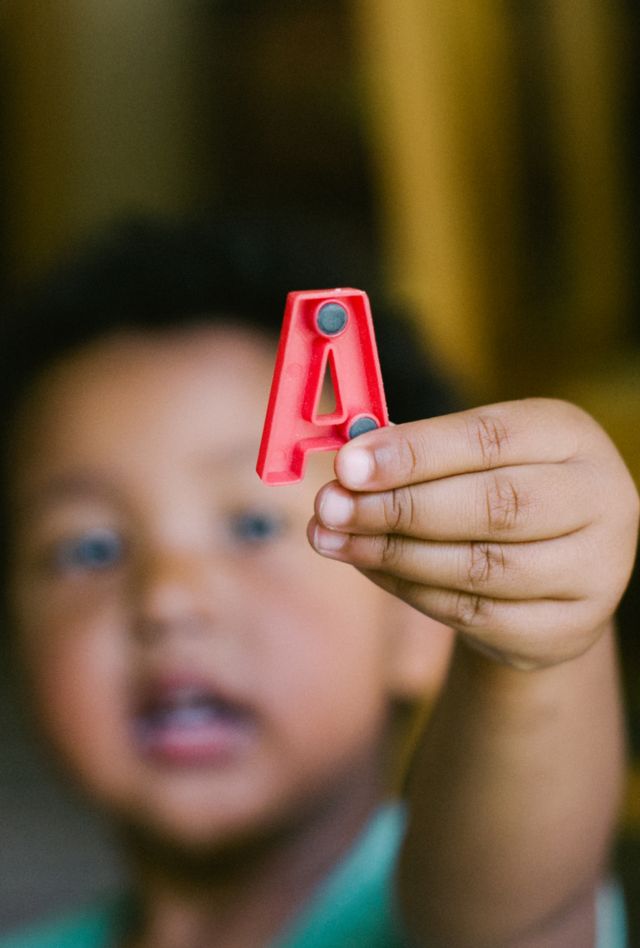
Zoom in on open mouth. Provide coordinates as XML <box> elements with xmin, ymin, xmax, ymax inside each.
<box><xmin>132</xmin><ymin>679</ymin><xmax>256</xmax><ymax>766</ymax></box>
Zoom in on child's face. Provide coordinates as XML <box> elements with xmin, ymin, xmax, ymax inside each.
<box><xmin>8</xmin><ymin>325</ymin><xmax>451</xmax><ymax>854</ymax></box>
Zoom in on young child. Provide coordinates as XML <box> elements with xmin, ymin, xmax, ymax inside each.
<box><xmin>0</xmin><ymin>216</ymin><xmax>637</xmax><ymax>948</ymax></box>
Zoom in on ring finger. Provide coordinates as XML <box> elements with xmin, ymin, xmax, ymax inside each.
<box><xmin>308</xmin><ymin>518</ymin><xmax>590</xmax><ymax>602</ymax></box>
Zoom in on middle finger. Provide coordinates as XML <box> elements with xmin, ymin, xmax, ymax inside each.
<box><xmin>315</xmin><ymin>461</ymin><xmax>596</xmax><ymax>542</ymax></box>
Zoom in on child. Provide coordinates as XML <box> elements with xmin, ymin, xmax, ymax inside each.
<box><xmin>0</xmin><ymin>215</ymin><xmax>637</xmax><ymax>947</ymax></box>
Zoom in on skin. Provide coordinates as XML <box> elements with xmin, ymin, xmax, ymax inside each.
<box><xmin>8</xmin><ymin>325</ymin><xmax>452</xmax><ymax>948</ymax></box>
<box><xmin>311</xmin><ymin>399</ymin><xmax>638</xmax><ymax>946</ymax></box>
<box><xmin>7</xmin><ymin>325</ymin><xmax>637</xmax><ymax>946</ymax></box>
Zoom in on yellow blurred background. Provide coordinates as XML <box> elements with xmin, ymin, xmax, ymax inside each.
<box><xmin>358</xmin><ymin>1</ymin><xmax>637</xmax><ymax>415</ymax></box>
<box><xmin>3</xmin><ymin>2</ymin><xmax>639</xmax><ymax>447</ymax></box>
<box><xmin>1</xmin><ymin>0</ymin><xmax>639</xmax><ymax>932</ymax></box>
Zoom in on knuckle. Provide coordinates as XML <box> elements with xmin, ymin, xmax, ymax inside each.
<box><xmin>382</xmin><ymin>487</ymin><xmax>415</xmax><ymax>533</ymax></box>
<box><xmin>469</xmin><ymin>412</ymin><xmax>512</xmax><ymax>469</ymax></box>
<box><xmin>484</xmin><ymin>473</ymin><xmax>524</xmax><ymax>533</ymax></box>
<box><xmin>466</xmin><ymin>541</ymin><xmax>506</xmax><ymax>589</ymax></box>
<box><xmin>452</xmin><ymin>590</ymin><xmax>495</xmax><ymax>630</ymax></box>
<box><xmin>390</xmin><ymin>576</ymin><xmax>420</xmax><ymax>604</ymax></box>
<box><xmin>553</xmin><ymin>398</ymin><xmax>592</xmax><ymax>430</ymax></box>
<box><xmin>379</xmin><ymin>532</ymin><xmax>402</xmax><ymax>567</ymax></box>
<box><xmin>396</xmin><ymin>431</ymin><xmax>424</xmax><ymax>481</ymax></box>
<box><xmin>379</xmin><ymin>533</ymin><xmax>404</xmax><ymax>570</ymax></box>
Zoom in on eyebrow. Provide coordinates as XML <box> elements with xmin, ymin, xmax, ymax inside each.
<box><xmin>193</xmin><ymin>441</ymin><xmax>261</xmax><ymax>472</ymax></box>
<box><xmin>15</xmin><ymin>471</ymin><xmax>124</xmax><ymax>520</ymax></box>
<box><xmin>16</xmin><ymin>441</ymin><xmax>262</xmax><ymax>520</ymax></box>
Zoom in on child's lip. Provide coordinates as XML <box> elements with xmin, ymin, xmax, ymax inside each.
<box><xmin>131</xmin><ymin>672</ymin><xmax>257</xmax><ymax>767</ymax></box>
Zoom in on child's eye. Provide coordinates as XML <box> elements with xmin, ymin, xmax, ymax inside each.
<box><xmin>227</xmin><ymin>509</ymin><xmax>287</xmax><ymax>546</ymax></box>
<box><xmin>49</xmin><ymin>528</ymin><xmax>126</xmax><ymax>574</ymax></box>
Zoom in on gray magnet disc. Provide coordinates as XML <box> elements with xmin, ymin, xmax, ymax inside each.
<box><xmin>348</xmin><ymin>416</ymin><xmax>379</xmax><ymax>439</ymax></box>
<box><xmin>316</xmin><ymin>302</ymin><xmax>348</xmax><ymax>335</ymax></box>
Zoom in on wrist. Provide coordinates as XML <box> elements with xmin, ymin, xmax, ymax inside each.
<box><xmin>444</xmin><ymin>619</ymin><xmax>619</xmax><ymax>723</ymax></box>
<box><xmin>458</xmin><ymin>614</ymin><xmax>616</xmax><ymax>675</ymax></box>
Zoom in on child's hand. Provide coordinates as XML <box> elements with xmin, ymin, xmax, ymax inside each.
<box><xmin>309</xmin><ymin>398</ymin><xmax>639</xmax><ymax>670</ymax></box>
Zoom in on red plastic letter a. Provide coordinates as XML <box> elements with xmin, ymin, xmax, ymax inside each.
<box><xmin>257</xmin><ymin>288</ymin><xmax>389</xmax><ymax>484</ymax></box>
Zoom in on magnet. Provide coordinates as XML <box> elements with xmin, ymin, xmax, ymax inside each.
<box><xmin>257</xmin><ymin>288</ymin><xmax>389</xmax><ymax>484</ymax></box>
<box><xmin>347</xmin><ymin>415</ymin><xmax>380</xmax><ymax>439</ymax></box>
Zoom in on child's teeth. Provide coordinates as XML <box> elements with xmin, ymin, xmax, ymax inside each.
<box><xmin>144</xmin><ymin>691</ymin><xmax>237</xmax><ymax>730</ymax></box>
<box><xmin>132</xmin><ymin>684</ymin><xmax>255</xmax><ymax>762</ymax></box>
<box><xmin>162</xmin><ymin>705</ymin><xmax>219</xmax><ymax>727</ymax></box>
<box><xmin>170</xmin><ymin>688</ymin><xmax>200</xmax><ymax>708</ymax></box>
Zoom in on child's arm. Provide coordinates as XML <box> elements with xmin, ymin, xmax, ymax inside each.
<box><xmin>311</xmin><ymin>398</ymin><xmax>638</xmax><ymax>947</ymax></box>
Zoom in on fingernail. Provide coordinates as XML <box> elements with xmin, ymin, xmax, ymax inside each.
<box><xmin>319</xmin><ymin>488</ymin><xmax>353</xmax><ymax>527</ymax></box>
<box><xmin>339</xmin><ymin>447</ymin><xmax>373</xmax><ymax>488</ymax></box>
<box><xmin>312</xmin><ymin>525</ymin><xmax>348</xmax><ymax>554</ymax></box>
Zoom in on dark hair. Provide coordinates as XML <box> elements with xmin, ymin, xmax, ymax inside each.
<box><xmin>0</xmin><ymin>211</ymin><xmax>459</xmax><ymax>437</ymax></box>
<box><xmin>0</xmin><ymin>210</ymin><xmax>462</xmax><ymax>646</ymax></box>
<box><xmin>0</xmin><ymin>210</ymin><xmax>460</xmax><ymax>512</ymax></box>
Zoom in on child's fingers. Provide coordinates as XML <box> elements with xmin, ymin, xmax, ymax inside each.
<box><xmin>335</xmin><ymin>399</ymin><xmax>586</xmax><ymax>492</ymax></box>
<box><xmin>308</xmin><ymin>518</ymin><xmax>588</xmax><ymax>601</ymax></box>
<box><xmin>316</xmin><ymin>461</ymin><xmax>595</xmax><ymax>543</ymax></box>
<box><xmin>355</xmin><ymin>568</ymin><xmax>603</xmax><ymax>666</ymax></box>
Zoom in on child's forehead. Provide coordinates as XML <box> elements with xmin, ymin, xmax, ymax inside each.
<box><xmin>13</xmin><ymin>323</ymin><xmax>279</xmax><ymax>480</ymax></box>
<box><xmin>33</xmin><ymin>322</ymin><xmax>276</xmax><ymax>403</ymax></box>
<box><xmin>71</xmin><ymin>321</ymin><xmax>276</xmax><ymax>368</ymax></box>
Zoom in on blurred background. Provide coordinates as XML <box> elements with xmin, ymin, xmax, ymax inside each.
<box><xmin>0</xmin><ymin>0</ymin><xmax>639</xmax><ymax>937</ymax></box>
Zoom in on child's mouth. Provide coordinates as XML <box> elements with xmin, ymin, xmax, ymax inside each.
<box><xmin>132</xmin><ymin>679</ymin><xmax>256</xmax><ymax>766</ymax></box>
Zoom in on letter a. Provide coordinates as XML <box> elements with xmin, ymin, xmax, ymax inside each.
<box><xmin>257</xmin><ymin>288</ymin><xmax>389</xmax><ymax>484</ymax></box>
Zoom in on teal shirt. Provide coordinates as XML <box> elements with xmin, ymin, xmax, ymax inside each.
<box><xmin>274</xmin><ymin>805</ymin><xmax>406</xmax><ymax>948</ymax></box>
<box><xmin>0</xmin><ymin>805</ymin><xmax>627</xmax><ymax>947</ymax></box>
<box><xmin>0</xmin><ymin>896</ymin><xmax>132</xmax><ymax>948</ymax></box>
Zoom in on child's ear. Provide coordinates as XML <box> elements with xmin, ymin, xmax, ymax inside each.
<box><xmin>386</xmin><ymin>602</ymin><xmax>455</xmax><ymax>702</ymax></box>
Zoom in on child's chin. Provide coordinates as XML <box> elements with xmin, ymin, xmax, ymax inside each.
<box><xmin>118</xmin><ymin>783</ymin><xmax>283</xmax><ymax>851</ymax></box>
<box><xmin>117</xmin><ymin>802</ymin><xmax>290</xmax><ymax>872</ymax></box>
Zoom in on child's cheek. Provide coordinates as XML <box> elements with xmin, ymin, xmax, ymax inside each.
<box><xmin>14</xmin><ymin>580</ymin><xmax>126</xmax><ymax>718</ymax></box>
<box><xmin>19</xmin><ymin>606</ymin><xmax>132</xmax><ymax>785</ymax></box>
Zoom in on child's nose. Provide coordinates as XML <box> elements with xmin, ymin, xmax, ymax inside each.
<box><xmin>130</xmin><ymin>547</ymin><xmax>225</xmax><ymax>645</ymax></box>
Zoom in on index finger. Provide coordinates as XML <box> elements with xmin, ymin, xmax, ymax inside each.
<box><xmin>335</xmin><ymin>398</ymin><xmax>585</xmax><ymax>491</ymax></box>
